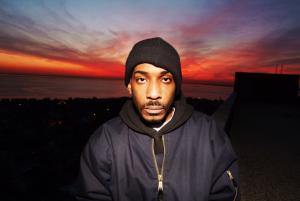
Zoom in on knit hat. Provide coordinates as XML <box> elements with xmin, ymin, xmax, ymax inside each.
<box><xmin>125</xmin><ymin>37</ymin><xmax>182</xmax><ymax>96</ymax></box>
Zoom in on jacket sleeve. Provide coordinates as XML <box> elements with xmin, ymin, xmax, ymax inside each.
<box><xmin>75</xmin><ymin>126</ymin><xmax>113</xmax><ymax>201</ymax></box>
<box><xmin>208</xmin><ymin>119</ymin><xmax>240</xmax><ymax>201</ymax></box>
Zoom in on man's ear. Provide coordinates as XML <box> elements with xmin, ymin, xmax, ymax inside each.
<box><xmin>127</xmin><ymin>81</ymin><xmax>132</xmax><ymax>95</ymax></box>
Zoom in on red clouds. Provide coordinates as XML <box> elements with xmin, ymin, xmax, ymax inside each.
<box><xmin>0</xmin><ymin>0</ymin><xmax>300</xmax><ymax>85</ymax></box>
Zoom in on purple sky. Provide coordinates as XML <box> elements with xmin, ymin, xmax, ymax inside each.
<box><xmin>0</xmin><ymin>0</ymin><xmax>299</xmax><ymax>84</ymax></box>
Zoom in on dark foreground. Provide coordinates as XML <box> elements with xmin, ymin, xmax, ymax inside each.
<box><xmin>229</xmin><ymin>99</ymin><xmax>300</xmax><ymax>201</ymax></box>
<box><xmin>0</xmin><ymin>97</ymin><xmax>222</xmax><ymax>201</ymax></box>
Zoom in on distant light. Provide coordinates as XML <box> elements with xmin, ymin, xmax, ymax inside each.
<box><xmin>106</xmin><ymin>108</ymin><xmax>110</xmax><ymax>111</ymax></box>
<box><xmin>58</xmin><ymin>100</ymin><xmax>66</xmax><ymax>105</ymax></box>
<box><xmin>18</xmin><ymin>103</ymin><xmax>22</xmax><ymax>106</ymax></box>
<box><xmin>93</xmin><ymin>113</ymin><xmax>96</xmax><ymax>116</ymax></box>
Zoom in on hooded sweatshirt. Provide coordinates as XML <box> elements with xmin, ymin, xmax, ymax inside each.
<box><xmin>119</xmin><ymin>94</ymin><xmax>193</xmax><ymax>154</ymax></box>
<box><xmin>76</xmin><ymin>94</ymin><xmax>240</xmax><ymax>201</ymax></box>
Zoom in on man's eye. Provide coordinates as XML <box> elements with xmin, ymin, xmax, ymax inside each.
<box><xmin>136</xmin><ymin>77</ymin><xmax>146</xmax><ymax>83</ymax></box>
<box><xmin>162</xmin><ymin>77</ymin><xmax>172</xmax><ymax>83</ymax></box>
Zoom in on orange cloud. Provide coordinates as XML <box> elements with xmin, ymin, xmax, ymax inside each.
<box><xmin>0</xmin><ymin>50</ymin><xmax>124</xmax><ymax>78</ymax></box>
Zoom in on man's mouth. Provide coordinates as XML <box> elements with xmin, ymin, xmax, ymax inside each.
<box><xmin>143</xmin><ymin>106</ymin><xmax>164</xmax><ymax>115</ymax></box>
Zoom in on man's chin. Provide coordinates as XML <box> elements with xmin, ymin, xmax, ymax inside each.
<box><xmin>141</xmin><ymin>114</ymin><xmax>166</xmax><ymax>126</ymax></box>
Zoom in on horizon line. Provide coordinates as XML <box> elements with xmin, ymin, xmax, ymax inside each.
<box><xmin>2</xmin><ymin>71</ymin><xmax>299</xmax><ymax>88</ymax></box>
<box><xmin>0</xmin><ymin>71</ymin><xmax>234</xmax><ymax>87</ymax></box>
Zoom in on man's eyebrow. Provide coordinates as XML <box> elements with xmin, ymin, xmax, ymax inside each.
<box><xmin>133</xmin><ymin>70</ymin><xmax>171</xmax><ymax>75</ymax></box>
<box><xmin>160</xmin><ymin>70</ymin><xmax>171</xmax><ymax>75</ymax></box>
<box><xmin>133</xmin><ymin>70</ymin><xmax>147</xmax><ymax>75</ymax></box>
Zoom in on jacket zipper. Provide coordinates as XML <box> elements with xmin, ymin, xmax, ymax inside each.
<box><xmin>226</xmin><ymin>170</ymin><xmax>238</xmax><ymax>201</ymax></box>
<box><xmin>152</xmin><ymin>135</ymin><xmax>166</xmax><ymax>200</ymax></box>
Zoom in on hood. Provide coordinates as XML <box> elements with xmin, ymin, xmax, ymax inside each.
<box><xmin>119</xmin><ymin>93</ymin><xmax>194</xmax><ymax>154</ymax></box>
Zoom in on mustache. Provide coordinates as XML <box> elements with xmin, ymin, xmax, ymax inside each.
<box><xmin>143</xmin><ymin>101</ymin><xmax>165</xmax><ymax>108</ymax></box>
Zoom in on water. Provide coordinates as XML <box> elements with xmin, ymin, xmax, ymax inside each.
<box><xmin>0</xmin><ymin>74</ymin><xmax>233</xmax><ymax>100</ymax></box>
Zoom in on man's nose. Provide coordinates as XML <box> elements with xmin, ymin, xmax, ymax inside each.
<box><xmin>147</xmin><ymin>81</ymin><xmax>161</xmax><ymax>100</ymax></box>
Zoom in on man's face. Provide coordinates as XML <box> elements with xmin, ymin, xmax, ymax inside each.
<box><xmin>127</xmin><ymin>63</ymin><xmax>176</xmax><ymax>124</ymax></box>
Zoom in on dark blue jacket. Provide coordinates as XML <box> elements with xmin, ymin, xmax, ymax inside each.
<box><xmin>76</xmin><ymin>96</ymin><xmax>240</xmax><ymax>201</ymax></box>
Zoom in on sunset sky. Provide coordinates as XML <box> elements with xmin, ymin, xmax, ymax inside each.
<box><xmin>0</xmin><ymin>0</ymin><xmax>299</xmax><ymax>84</ymax></box>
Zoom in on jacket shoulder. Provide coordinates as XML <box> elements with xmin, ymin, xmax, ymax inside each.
<box><xmin>104</xmin><ymin>116</ymin><xmax>124</xmax><ymax>130</ymax></box>
<box><xmin>92</xmin><ymin>116</ymin><xmax>126</xmax><ymax>139</ymax></box>
<box><xmin>189</xmin><ymin>110</ymin><xmax>215</xmax><ymax>125</ymax></box>
<box><xmin>188</xmin><ymin>110</ymin><xmax>229</xmax><ymax>143</ymax></box>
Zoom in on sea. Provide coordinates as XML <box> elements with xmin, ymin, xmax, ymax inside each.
<box><xmin>0</xmin><ymin>74</ymin><xmax>233</xmax><ymax>100</ymax></box>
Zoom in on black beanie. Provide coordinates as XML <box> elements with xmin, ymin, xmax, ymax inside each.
<box><xmin>125</xmin><ymin>37</ymin><xmax>182</xmax><ymax>96</ymax></box>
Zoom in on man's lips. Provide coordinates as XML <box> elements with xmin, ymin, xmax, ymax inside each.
<box><xmin>143</xmin><ymin>106</ymin><xmax>164</xmax><ymax>114</ymax></box>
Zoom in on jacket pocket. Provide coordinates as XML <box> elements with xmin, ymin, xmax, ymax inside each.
<box><xmin>209</xmin><ymin>169</ymin><xmax>239</xmax><ymax>201</ymax></box>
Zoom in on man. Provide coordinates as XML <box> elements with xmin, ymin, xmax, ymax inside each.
<box><xmin>76</xmin><ymin>37</ymin><xmax>240</xmax><ymax>201</ymax></box>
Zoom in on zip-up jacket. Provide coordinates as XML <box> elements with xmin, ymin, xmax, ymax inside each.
<box><xmin>76</xmin><ymin>94</ymin><xmax>240</xmax><ymax>201</ymax></box>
